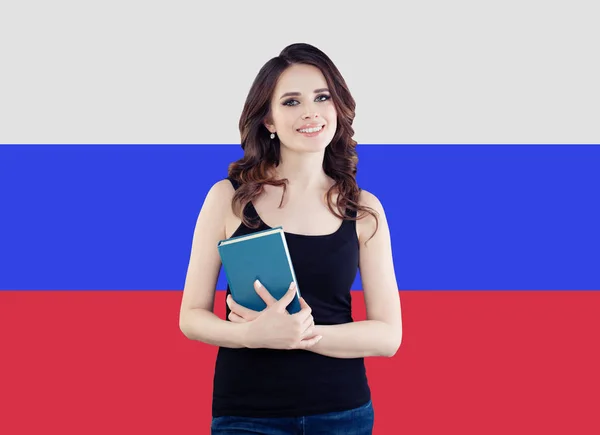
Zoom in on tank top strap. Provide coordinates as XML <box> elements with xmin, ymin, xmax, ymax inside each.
<box><xmin>344</xmin><ymin>188</ymin><xmax>361</xmax><ymax>219</ymax></box>
<box><xmin>226</xmin><ymin>176</ymin><xmax>240</xmax><ymax>191</ymax></box>
<box><xmin>345</xmin><ymin>206</ymin><xmax>358</xmax><ymax>219</ymax></box>
<box><xmin>225</xmin><ymin>176</ymin><xmax>262</xmax><ymax>224</ymax></box>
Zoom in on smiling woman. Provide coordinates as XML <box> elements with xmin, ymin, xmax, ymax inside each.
<box><xmin>265</xmin><ymin>64</ymin><xmax>335</xmax><ymax>152</ymax></box>
<box><xmin>179</xmin><ymin>42</ymin><xmax>403</xmax><ymax>435</ymax></box>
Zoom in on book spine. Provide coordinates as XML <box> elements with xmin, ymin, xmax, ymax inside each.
<box><xmin>279</xmin><ymin>231</ymin><xmax>301</xmax><ymax>298</ymax></box>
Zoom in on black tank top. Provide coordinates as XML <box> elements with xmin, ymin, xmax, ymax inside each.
<box><xmin>211</xmin><ymin>177</ymin><xmax>371</xmax><ymax>418</ymax></box>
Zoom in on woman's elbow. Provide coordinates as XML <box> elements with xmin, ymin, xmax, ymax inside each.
<box><xmin>179</xmin><ymin>316</ymin><xmax>192</xmax><ymax>340</ymax></box>
<box><xmin>383</xmin><ymin>329</ymin><xmax>402</xmax><ymax>357</ymax></box>
<box><xmin>179</xmin><ymin>310</ymin><xmax>198</xmax><ymax>341</ymax></box>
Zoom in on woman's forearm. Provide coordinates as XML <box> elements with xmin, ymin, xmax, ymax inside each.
<box><xmin>180</xmin><ymin>308</ymin><xmax>248</xmax><ymax>348</ymax></box>
<box><xmin>180</xmin><ymin>309</ymin><xmax>402</xmax><ymax>357</ymax></box>
<box><xmin>307</xmin><ymin>320</ymin><xmax>401</xmax><ymax>359</ymax></box>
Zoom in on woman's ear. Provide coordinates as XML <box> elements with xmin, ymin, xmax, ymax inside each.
<box><xmin>263</xmin><ymin>118</ymin><xmax>276</xmax><ymax>134</ymax></box>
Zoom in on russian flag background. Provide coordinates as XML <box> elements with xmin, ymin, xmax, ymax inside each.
<box><xmin>1</xmin><ymin>144</ymin><xmax>599</xmax><ymax>434</ymax></box>
<box><xmin>2</xmin><ymin>1</ymin><xmax>599</xmax><ymax>433</ymax></box>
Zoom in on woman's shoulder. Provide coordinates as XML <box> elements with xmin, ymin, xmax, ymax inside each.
<box><xmin>356</xmin><ymin>189</ymin><xmax>387</xmax><ymax>244</ymax></box>
<box><xmin>206</xmin><ymin>178</ymin><xmax>236</xmax><ymax>198</ymax></box>
<box><xmin>197</xmin><ymin>179</ymin><xmax>240</xmax><ymax>236</ymax></box>
<box><xmin>358</xmin><ymin>188</ymin><xmax>384</xmax><ymax>212</ymax></box>
<box><xmin>200</xmin><ymin>179</ymin><xmax>236</xmax><ymax>214</ymax></box>
<box><xmin>212</xmin><ymin>178</ymin><xmax>237</xmax><ymax>193</ymax></box>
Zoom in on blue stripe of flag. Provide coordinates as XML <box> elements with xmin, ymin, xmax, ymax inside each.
<box><xmin>1</xmin><ymin>144</ymin><xmax>598</xmax><ymax>290</ymax></box>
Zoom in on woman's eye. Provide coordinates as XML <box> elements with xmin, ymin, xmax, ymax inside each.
<box><xmin>282</xmin><ymin>94</ymin><xmax>331</xmax><ymax>107</ymax></box>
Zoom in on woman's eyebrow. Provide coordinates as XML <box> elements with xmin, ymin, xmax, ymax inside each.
<box><xmin>279</xmin><ymin>88</ymin><xmax>329</xmax><ymax>99</ymax></box>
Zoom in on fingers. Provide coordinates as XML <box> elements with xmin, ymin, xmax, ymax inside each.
<box><xmin>300</xmin><ymin>310</ymin><xmax>314</xmax><ymax>332</ymax></box>
<box><xmin>253</xmin><ymin>281</ymin><xmax>299</xmax><ymax>309</ymax></box>
<box><xmin>293</xmin><ymin>296</ymin><xmax>315</xmax><ymax>340</ymax></box>
<box><xmin>296</xmin><ymin>335</ymin><xmax>323</xmax><ymax>349</ymax></box>
<box><xmin>279</xmin><ymin>282</ymin><xmax>298</xmax><ymax>306</ymax></box>
<box><xmin>227</xmin><ymin>295</ymin><xmax>260</xmax><ymax>320</ymax></box>
<box><xmin>227</xmin><ymin>295</ymin><xmax>256</xmax><ymax>319</ymax></box>
<box><xmin>228</xmin><ymin>311</ymin><xmax>246</xmax><ymax>323</ymax></box>
<box><xmin>254</xmin><ymin>279</ymin><xmax>277</xmax><ymax>306</ymax></box>
<box><xmin>300</xmin><ymin>323</ymin><xmax>316</xmax><ymax>340</ymax></box>
<box><xmin>292</xmin><ymin>301</ymin><xmax>312</xmax><ymax>323</ymax></box>
<box><xmin>299</xmin><ymin>311</ymin><xmax>316</xmax><ymax>339</ymax></box>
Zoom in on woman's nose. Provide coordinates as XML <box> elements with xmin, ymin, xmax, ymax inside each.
<box><xmin>301</xmin><ymin>99</ymin><xmax>322</xmax><ymax>119</ymax></box>
<box><xmin>302</xmin><ymin>111</ymin><xmax>320</xmax><ymax>120</ymax></box>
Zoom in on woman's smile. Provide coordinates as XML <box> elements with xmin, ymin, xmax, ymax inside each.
<box><xmin>297</xmin><ymin>124</ymin><xmax>325</xmax><ymax>137</ymax></box>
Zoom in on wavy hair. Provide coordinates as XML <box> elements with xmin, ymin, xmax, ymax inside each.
<box><xmin>228</xmin><ymin>42</ymin><xmax>379</xmax><ymax>242</ymax></box>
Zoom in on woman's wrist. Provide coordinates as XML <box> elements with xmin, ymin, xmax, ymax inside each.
<box><xmin>238</xmin><ymin>321</ymin><xmax>254</xmax><ymax>348</ymax></box>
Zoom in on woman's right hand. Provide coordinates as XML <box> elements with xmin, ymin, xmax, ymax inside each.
<box><xmin>243</xmin><ymin>282</ymin><xmax>323</xmax><ymax>350</ymax></box>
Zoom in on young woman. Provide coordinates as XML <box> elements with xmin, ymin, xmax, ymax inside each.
<box><xmin>179</xmin><ymin>42</ymin><xmax>403</xmax><ymax>435</ymax></box>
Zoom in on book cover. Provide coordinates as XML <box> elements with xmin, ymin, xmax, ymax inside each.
<box><xmin>217</xmin><ymin>226</ymin><xmax>302</xmax><ymax>314</ymax></box>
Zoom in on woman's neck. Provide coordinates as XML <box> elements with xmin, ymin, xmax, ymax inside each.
<box><xmin>274</xmin><ymin>148</ymin><xmax>329</xmax><ymax>191</ymax></box>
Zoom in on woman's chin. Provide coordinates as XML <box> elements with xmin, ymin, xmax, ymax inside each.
<box><xmin>291</xmin><ymin>141</ymin><xmax>330</xmax><ymax>154</ymax></box>
<box><xmin>292</xmin><ymin>133</ymin><xmax>335</xmax><ymax>153</ymax></box>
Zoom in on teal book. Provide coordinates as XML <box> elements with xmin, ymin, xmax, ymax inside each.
<box><xmin>217</xmin><ymin>226</ymin><xmax>302</xmax><ymax>314</ymax></box>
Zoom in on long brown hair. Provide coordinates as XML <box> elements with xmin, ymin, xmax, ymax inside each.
<box><xmin>228</xmin><ymin>42</ymin><xmax>379</xmax><ymax>242</ymax></box>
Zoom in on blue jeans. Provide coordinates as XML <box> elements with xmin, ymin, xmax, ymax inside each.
<box><xmin>211</xmin><ymin>400</ymin><xmax>374</xmax><ymax>435</ymax></box>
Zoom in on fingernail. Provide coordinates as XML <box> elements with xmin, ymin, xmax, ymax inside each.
<box><xmin>255</xmin><ymin>279</ymin><xmax>262</xmax><ymax>288</ymax></box>
<box><xmin>290</xmin><ymin>282</ymin><xmax>296</xmax><ymax>290</ymax></box>
<box><xmin>316</xmin><ymin>335</ymin><xmax>323</xmax><ymax>342</ymax></box>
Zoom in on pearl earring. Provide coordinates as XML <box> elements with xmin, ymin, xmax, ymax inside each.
<box><xmin>270</xmin><ymin>133</ymin><xmax>276</xmax><ymax>139</ymax></box>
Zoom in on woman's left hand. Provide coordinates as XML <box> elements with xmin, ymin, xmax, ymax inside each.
<box><xmin>226</xmin><ymin>280</ymin><xmax>312</xmax><ymax>324</ymax></box>
<box><xmin>226</xmin><ymin>294</ymin><xmax>261</xmax><ymax>323</ymax></box>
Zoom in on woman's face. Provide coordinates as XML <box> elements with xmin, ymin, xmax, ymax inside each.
<box><xmin>265</xmin><ymin>63</ymin><xmax>337</xmax><ymax>154</ymax></box>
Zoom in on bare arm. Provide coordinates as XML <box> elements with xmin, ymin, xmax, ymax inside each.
<box><xmin>306</xmin><ymin>190</ymin><xmax>403</xmax><ymax>358</ymax></box>
<box><xmin>178</xmin><ymin>180</ymin><xmax>250</xmax><ymax>348</ymax></box>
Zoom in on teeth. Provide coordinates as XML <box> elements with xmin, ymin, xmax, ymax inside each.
<box><xmin>298</xmin><ymin>125</ymin><xmax>323</xmax><ymax>133</ymax></box>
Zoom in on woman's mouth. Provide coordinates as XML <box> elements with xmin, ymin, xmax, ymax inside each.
<box><xmin>297</xmin><ymin>125</ymin><xmax>325</xmax><ymax>137</ymax></box>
